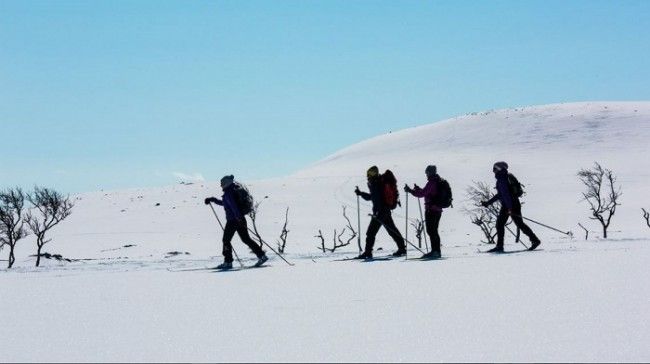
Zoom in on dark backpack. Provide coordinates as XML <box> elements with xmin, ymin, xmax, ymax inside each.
<box><xmin>508</xmin><ymin>173</ymin><xmax>525</xmax><ymax>198</ymax></box>
<box><xmin>232</xmin><ymin>182</ymin><xmax>254</xmax><ymax>215</ymax></box>
<box><xmin>435</xmin><ymin>177</ymin><xmax>453</xmax><ymax>208</ymax></box>
<box><xmin>381</xmin><ymin>170</ymin><xmax>400</xmax><ymax>210</ymax></box>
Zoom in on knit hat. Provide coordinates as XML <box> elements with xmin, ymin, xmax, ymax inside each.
<box><xmin>367</xmin><ymin>166</ymin><xmax>379</xmax><ymax>178</ymax></box>
<box><xmin>493</xmin><ymin>161</ymin><xmax>509</xmax><ymax>172</ymax></box>
<box><xmin>220</xmin><ymin>175</ymin><xmax>235</xmax><ymax>188</ymax></box>
<box><xmin>425</xmin><ymin>165</ymin><xmax>437</xmax><ymax>177</ymax></box>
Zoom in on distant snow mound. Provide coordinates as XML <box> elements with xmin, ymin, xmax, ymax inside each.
<box><xmin>295</xmin><ymin>102</ymin><xmax>650</xmax><ymax>178</ymax></box>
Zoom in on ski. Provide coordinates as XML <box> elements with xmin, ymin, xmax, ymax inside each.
<box><xmin>408</xmin><ymin>256</ymin><xmax>446</xmax><ymax>261</ymax></box>
<box><xmin>213</xmin><ymin>265</ymin><xmax>270</xmax><ymax>272</ymax></box>
<box><xmin>478</xmin><ymin>248</ymin><xmax>543</xmax><ymax>254</ymax></box>
<box><xmin>168</xmin><ymin>263</ymin><xmax>270</xmax><ymax>272</ymax></box>
<box><xmin>333</xmin><ymin>255</ymin><xmax>399</xmax><ymax>262</ymax></box>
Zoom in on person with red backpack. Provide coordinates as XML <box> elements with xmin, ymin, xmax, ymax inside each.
<box><xmin>404</xmin><ymin>165</ymin><xmax>451</xmax><ymax>259</ymax></box>
<box><xmin>354</xmin><ymin>166</ymin><xmax>407</xmax><ymax>259</ymax></box>
<box><xmin>204</xmin><ymin>175</ymin><xmax>268</xmax><ymax>269</ymax></box>
<box><xmin>481</xmin><ymin>162</ymin><xmax>541</xmax><ymax>253</ymax></box>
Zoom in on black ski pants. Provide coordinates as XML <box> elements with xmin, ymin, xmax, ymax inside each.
<box><xmin>496</xmin><ymin>201</ymin><xmax>539</xmax><ymax>248</ymax></box>
<box><xmin>364</xmin><ymin>210</ymin><xmax>406</xmax><ymax>254</ymax></box>
<box><xmin>222</xmin><ymin>219</ymin><xmax>265</xmax><ymax>262</ymax></box>
<box><xmin>425</xmin><ymin>210</ymin><xmax>442</xmax><ymax>253</ymax></box>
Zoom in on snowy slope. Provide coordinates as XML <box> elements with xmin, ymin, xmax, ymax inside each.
<box><xmin>2</xmin><ymin>101</ymin><xmax>650</xmax><ymax>362</ymax></box>
<box><xmin>12</xmin><ymin>101</ymin><xmax>648</xmax><ymax>261</ymax></box>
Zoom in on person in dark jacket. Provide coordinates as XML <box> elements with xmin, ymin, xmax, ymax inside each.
<box><xmin>205</xmin><ymin>175</ymin><xmax>267</xmax><ymax>269</ymax></box>
<box><xmin>405</xmin><ymin>165</ymin><xmax>443</xmax><ymax>259</ymax></box>
<box><xmin>354</xmin><ymin>166</ymin><xmax>406</xmax><ymax>259</ymax></box>
<box><xmin>481</xmin><ymin>162</ymin><xmax>541</xmax><ymax>252</ymax></box>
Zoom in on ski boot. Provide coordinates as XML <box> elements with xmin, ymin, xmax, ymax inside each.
<box><xmin>391</xmin><ymin>248</ymin><xmax>407</xmax><ymax>257</ymax></box>
<box><xmin>528</xmin><ymin>239</ymin><xmax>541</xmax><ymax>251</ymax></box>
<box><xmin>216</xmin><ymin>261</ymin><xmax>233</xmax><ymax>270</ymax></box>
<box><xmin>254</xmin><ymin>254</ymin><xmax>269</xmax><ymax>267</ymax></box>
<box><xmin>421</xmin><ymin>251</ymin><xmax>442</xmax><ymax>260</ymax></box>
<box><xmin>486</xmin><ymin>245</ymin><xmax>504</xmax><ymax>253</ymax></box>
<box><xmin>355</xmin><ymin>251</ymin><xmax>373</xmax><ymax>260</ymax></box>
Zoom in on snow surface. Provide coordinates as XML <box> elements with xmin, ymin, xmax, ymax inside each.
<box><xmin>2</xmin><ymin>102</ymin><xmax>650</xmax><ymax>362</ymax></box>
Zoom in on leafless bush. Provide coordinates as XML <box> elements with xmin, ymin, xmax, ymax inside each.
<box><xmin>577</xmin><ymin>163</ymin><xmax>622</xmax><ymax>239</ymax></box>
<box><xmin>315</xmin><ymin>230</ymin><xmax>326</xmax><ymax>253</ymax></box>
<box><xmin>249</xmin><ymin>198</ymin><xmax>267</xmax><ymax>248</ymax></box>
<box><xmin>0</xmin><ymin>188</ymin><xmax>28</xmax><ymax>268</ymax></box>
<box><xmin>410</xmin><ymin>219</ymin><xmax>425</xmax><ymax>248</ymax></box>
<box><xmin>277</xmin><ymin>207</ymin><xmax>289</xmax><ymax>254</ymax></box>
<box><xmin>463</xmin><ymin>181</ymin><xmax>508</xmax><ymax>244</ymax></box>
<box><xmin>578</xmin><ymin>223</ymin><xmax>589</xmax><ymax>240</ymax></box>
<box><xmin>315</xmin><ymin>206</ymin><xmax>358</xmax><ymax>253</ymax></box>
<box><xmin>25</xmin><ymin>187</ymin><xmax>74</xmax><ymax>267</ymax></box>
<box><xmin>643</xmin><ymin>208</ymin><xmax>650</xmax><ymax>229</ymax></box>
<box><xmin>340</xmin><ymin>206</ymin><xmax>357</xmax><ymax>247</ymax></box>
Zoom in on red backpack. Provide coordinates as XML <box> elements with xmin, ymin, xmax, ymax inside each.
<box><xmin>382</xmin><ymin>170</ymin><xmax>400</xmax><ymax>210</ymax></box>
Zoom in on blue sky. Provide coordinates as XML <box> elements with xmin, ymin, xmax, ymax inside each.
<box><xmin>1</xmin><ymin>0</ymin><xmax>649</xmax><ymax>193</ymax></box>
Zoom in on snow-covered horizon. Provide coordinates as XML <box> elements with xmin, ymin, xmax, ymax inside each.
<box><xmin>2</xmin><ymin>101</ymin><xmax>649</xmax><ymax>362</ymax></box>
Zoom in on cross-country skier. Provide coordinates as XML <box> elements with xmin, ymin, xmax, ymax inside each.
<box><xmin>204</xmin><ymin>175</ymin><xmax>268</xmax><ymax>269</ymax></box>
<box><xmin>354</xmin><ymin>166</ymin><xmax>407</xmax><ymax>259</ymax></box>
<box><xmin>481</xmin><ymin>162</ymin><xmax>541</xmax><ymax>252</ymax></box>
<box><xmin>404</xmin><ymin>165</ymin><xmax>444</xmax><ymax>259</ymax></box>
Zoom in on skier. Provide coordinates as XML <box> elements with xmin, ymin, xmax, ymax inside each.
<box><xmin>404</xmin><ymin>165</ymin><xmax>444</xmax><ymax>259</ymax></box>
<box><xmin>481</xmin><ymin>162</ymin><xmax>541</xmax><ymax>252</ymax></box>
<box><xmin>354</xmin><ymin>166</ymin><xmax>407</xmax><ymax>259</ymax></box>
<box><xmin>204</xmin><ymin>175</ymin><xmax>268</xmax><ymax>269</ymax></box>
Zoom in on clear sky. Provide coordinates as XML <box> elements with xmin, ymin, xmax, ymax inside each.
<box><xmin>1</xmin><ymin>0</ymin><xmax>649</xmax><ymax>193</ymax></box>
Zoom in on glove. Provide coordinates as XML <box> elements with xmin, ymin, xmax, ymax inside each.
<box><xmin>404</xmin><ymin>184</ymin><xmax>411</xmax><ymax>193</ymax></box>
<box><xmin>204</xmin><ymin>197</ymin><xmax>215</xmax><ymax>205</ymax></box>
<box><xmin>413</xmin><ymin>183</ymin><xmax>420</xmax><ymax>190</ymax></box>
<box><xmin>354</xmin><ymin>187</ymin><xmax>361</xmax><ymax>196</ymax></box>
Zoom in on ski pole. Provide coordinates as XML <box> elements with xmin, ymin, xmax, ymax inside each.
<box><xmin>246</xmin><ymin>226</ymin><xmax>295</xmax><ymax>266</ymax></box>
<box><xmin>516</xmin><ymin>215</ymin><xmax>573</xmax><ymax>236</ymax></box>
<box><xmin>417</xmin><ymin>199</ymin><xmax>429</xmax><ymax>253</ymax></box>
<box><xmin>208</xmin><ymin>204</ymin><xmax>244</xmax><ymax>268</ymax></box>
<box><xmin>356</xmin><ymin>186</ymin><xmax>362</xmax><ymax>253</ymax></box>
<box><xmin>368</xmin><ymin>214</ymin><xmax>425</xmax><ymax>254</ymax></box>
<box><xmin>405</xmin><ymin>192</ymin><xmax>409</xmax><ymax>256</ymax></box>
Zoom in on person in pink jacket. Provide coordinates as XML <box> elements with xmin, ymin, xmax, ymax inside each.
<box><xmin>405</xmin><ymin>165</ymin><xmax>443</xmax><ymax>259</ymax></box>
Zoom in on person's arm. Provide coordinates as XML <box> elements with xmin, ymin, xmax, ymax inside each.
<box><xmin>355</xmin><ymin>187</ymin><xmax>372</xmax><ymax>201</ymax></box>
<box><xmin>483</xmin><ymin>194</ymin><xmax>499</xmax><ymax>206</ymax></box>
<box><xmin>413</xmin><ymin>179</ymin><xmax>436</xmax><ymax>198</ymax></box>
<box><xmin>204</xmin><ymin>197</ymin><xmax>223</xmax><ymax>205</ymax></box>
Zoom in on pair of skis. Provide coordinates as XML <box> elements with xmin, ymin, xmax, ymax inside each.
<box><xmin>168</xmin><ymin>262</ymin><xmax>269</xmax><ymax>273</ymax></box>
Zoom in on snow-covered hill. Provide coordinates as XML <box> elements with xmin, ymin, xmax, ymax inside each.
<box><xmin>13</xmin><ymin>101</ymin><xmax>648</xmax><ymax>262</ymax></box>
<box><xmin>2</xmin><ymin>102</ymin><xmax>649</xmax><ymax>362</ymax></box>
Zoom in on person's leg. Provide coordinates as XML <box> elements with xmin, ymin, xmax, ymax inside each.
<box><xmin>426</xmin><ymin>210</ymin><xmax>442</xmax><ymax>253</ymax></box>
<box><xmin>495</xmin><ymin>207</ymin><xmax>509</xmax><ymax>249</ymax></box>
<box><xmin>381</xmin><ymin>213</ymin><xmax>406</xmax><ymax>251</ymax></box>
<box><xmin>222</xmin><ymin>221</ymin><xmax>237</xmax><ymax>262</ymax></box>
<box><xmin>235</xmin><ymin>219</ymin><xmax>266</xmax><ymax>257</ymax></box>
<box><xmin>511</xmin><ymin>203</ymin><xmax>540</xmax><ymax>244</ymax></box>
<box><xmin>364</xmin><ymin>218</ymin><xmax>382</xmax><ymax>254</ymax></box>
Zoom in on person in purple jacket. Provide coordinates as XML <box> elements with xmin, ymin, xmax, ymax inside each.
<box><xmin>405</xmin><ymin>165</ymin><xmax>443</xmax><ymax>259</ymax></box>
<box><xmin>205</xmin><ymin>175</ymin><xmax>267</xmax><ymax>269</ymax></box>
<box><xmin>481</xmin><ymin>162</ymin><xmax>541</xmax><ymax>253</ymax></box>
